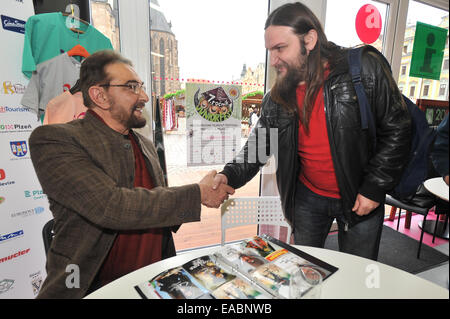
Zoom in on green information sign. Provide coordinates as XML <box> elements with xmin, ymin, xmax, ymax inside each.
<box><xmin>410</xmin><ymin>22</ymin><xmax>448</xmax><ymax>80</ymax></box>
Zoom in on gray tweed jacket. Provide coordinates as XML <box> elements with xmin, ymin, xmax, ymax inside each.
<box><xmin>29</xmin><ymin>111</ymin><xmax>201</xmax><ymax>298</ymax></box>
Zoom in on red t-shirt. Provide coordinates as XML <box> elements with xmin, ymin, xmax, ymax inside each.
<box><xmin>297</xmin><ymin>78</ymin><xmax>341</xmax><ymax>199</ymax></box>
<box><xmin>88</xmin><ymin>110</ymin><xmax>163</xmax><ymax>287</ymax></box>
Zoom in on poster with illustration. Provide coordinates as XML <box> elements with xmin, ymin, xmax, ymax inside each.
<box><xmin>185</xmin><ymin>83</ymin><xmax>242</xmax><ymax>166</ymax></box>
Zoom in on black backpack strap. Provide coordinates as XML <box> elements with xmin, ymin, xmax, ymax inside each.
<box><xmin>348</xmin><ymin>47</ymin><xmax>377</xmax><ymax>149</ymax></box>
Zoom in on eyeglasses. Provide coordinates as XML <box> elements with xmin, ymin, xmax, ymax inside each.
<box><xmin>100</xmin><ymin>81</ymin><xmax>146</xmax><ymax>94</ymax></box>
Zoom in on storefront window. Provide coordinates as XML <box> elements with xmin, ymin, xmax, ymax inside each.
<box><xmin>90</xmin><ymin>0</ymin><xmax>120</xmax><ymax>50</ymax></box>
<box><xmin>151</xmin><ymin>0</ymin><xmax>268</xmax><ymax>251</ymax></box>
<box><xmin>396</xmin><ymin>1</ymin><xmax>449</xmax><ymax>102</ymax></box>
<box><xmin>324</xmin><ymin>0</ymin><xmax>389</xmax><ymax>53</ymax></box>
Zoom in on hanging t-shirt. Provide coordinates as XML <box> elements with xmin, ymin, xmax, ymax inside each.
<box><xmin>43</xmin><ymin>91</ymin><xmax>87</xmax><ymax>125</ymax></box>
<box><xmin>21</xmin><ymin>53</ymin><xmax>81</xmax><ymax>119</ymax></box>
<box><xmin>22</xmin><ymin>12</ymin><xmax>113</xmax><ymax>78</ymax></box>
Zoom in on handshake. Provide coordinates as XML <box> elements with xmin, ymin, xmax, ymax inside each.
<box><xmin>198</xmin><ymin>170</ymin><xmax>234</xmax><ymax>208</ymax></box>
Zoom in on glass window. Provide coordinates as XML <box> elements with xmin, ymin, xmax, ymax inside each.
<box><xmin>401</xmin><ymin>65</ymin><xmax>407</xmax><ymax>75</ymax></box>
<box><xmin>325</xmin><ymin>0</ymin><xmax>389</xmax><ymax>54</ymax></box>
<box><xmin>439</xmin><ymin>83</ymin><xmax>447</xmax><ymax>96</ymax></box>
<box><xmin>90</xmin><ymin>0</ymin><xmax>120</xmax><ymax>50</ymax></box>
<box><xmin>396</xmin><ymin>1</ymin><xmax>448</xmax><ymax>102</ymax></box>
<box><xmin>423</xmin><ymin>84</ymin><xmax>430</xmax><ymax>96</ymax></box>
<box><xmin>152</xmin><ymin>0</ymin><xmax>268</xmax><ymax>251</ymax></box>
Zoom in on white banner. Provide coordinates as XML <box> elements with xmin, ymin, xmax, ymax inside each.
<box><xmin>0</xmin><ymin>0</ymin><xmax>51</xmax><ymax>299</ymax></box>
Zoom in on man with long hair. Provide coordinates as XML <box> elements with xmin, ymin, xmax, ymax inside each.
<box><xmin>213</xmin><ymin>2</ymin><xmax>411</xmax><ymax>260</ymax></box>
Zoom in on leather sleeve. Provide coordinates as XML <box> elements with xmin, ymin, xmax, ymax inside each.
<box><xmin>220</xmin><ymin>93</ymin><xmax>274</xmax><ymax>189</ymax></box>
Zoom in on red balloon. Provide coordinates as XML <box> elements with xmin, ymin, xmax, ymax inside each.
<box><xmin>355</xmin><ymin>4</ymin><xmax>382</xmax><ymax>44</ymax></box>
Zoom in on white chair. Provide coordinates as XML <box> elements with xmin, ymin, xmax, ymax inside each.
<box><xmin>220</xmin><ymin>196</ymin><xmax>292</xmax><ymax>245</ymax></box>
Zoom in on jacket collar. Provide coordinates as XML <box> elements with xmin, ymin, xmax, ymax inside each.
<box><xmin>83</xmin><ymin>109</ymin><xmax>135</xmax><ymax>139</ymax></box>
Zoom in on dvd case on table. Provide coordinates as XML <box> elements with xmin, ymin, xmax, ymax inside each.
<box><xmin>135</xmin><ymin>235</ymin><xmax>338</xmax><ymax>299</ymax></box>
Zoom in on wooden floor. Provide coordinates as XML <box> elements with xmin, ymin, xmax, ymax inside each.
<box><xmin>168</xmin><ymin>169</ymin><xmax>260</xmax><ymax>251</ymax></box>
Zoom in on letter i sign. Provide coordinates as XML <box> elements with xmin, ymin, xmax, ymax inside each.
<box><xmin>355</xmin><ymin>4</ymin><xmax>382</xmax><ymax>44</ymax></box>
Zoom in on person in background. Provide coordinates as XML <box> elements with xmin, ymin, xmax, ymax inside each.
<box><xmin>29</xmin><ymin>50</ymin><xmax>234</xmax><ymax>298</ymax></box>
<box><xmin>432</xmin><ymin>113</ymin><xmax>449</xmax><ymax>185</ymax></box>
<box><xmin>212</xmin><ymin>2</ymin><xmax>411</xmax><ymax>260</ymax></box>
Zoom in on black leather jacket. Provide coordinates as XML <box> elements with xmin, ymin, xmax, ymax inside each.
<box><xmin>221</xmin><ymin>46</ymin><xmax>411</xmax><ymax>229</ymax></box>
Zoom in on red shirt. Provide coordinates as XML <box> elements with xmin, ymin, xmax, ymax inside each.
<box><xmin>297</xmin><ymin>78</ymin><xmax>341</xmax><ymax>199</ymax></box>
<box><xmin>88</xmin><ymin>110</ymin><xmax>163</xmax><ymax>287</ymax></box>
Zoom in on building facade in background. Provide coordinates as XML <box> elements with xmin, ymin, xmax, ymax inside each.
<box><xmin>149</xmin><ymin>0</ymin><xmax>180</xmax><ymax>97</ymax></box>
<box><xmin>398</xmin><ymin>15</ymin><xmax>449</xmax><ymax>102</ymax></box>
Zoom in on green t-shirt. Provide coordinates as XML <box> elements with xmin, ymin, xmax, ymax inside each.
<box><xmin>22</xmin><ymin>12</ymin><xmax>114</xmax><ymax>78</ymax></box>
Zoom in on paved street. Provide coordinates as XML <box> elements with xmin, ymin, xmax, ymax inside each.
<box><xmin>162</xmin><ymin>124</ymin><xmax>259</xmax><ymax>251</ymax></box>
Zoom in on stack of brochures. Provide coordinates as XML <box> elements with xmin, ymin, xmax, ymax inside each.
<box><xmin>135</xmin><ymin>235</ymin><xmax>338</xmax><ymax>299</ymax></box>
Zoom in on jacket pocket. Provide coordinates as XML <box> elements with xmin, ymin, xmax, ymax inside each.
<box><xmin>331</xmin><ymin>81</ymin><xmax>361</xmax><ymax>129</ymax></box>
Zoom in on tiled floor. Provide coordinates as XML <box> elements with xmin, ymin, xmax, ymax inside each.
<box><xmin>384</xmin><ymin>211</ymin><xmax>448</xmax><ymax>247</ymax></box>
<box><xmin>385</xmin><ymin>211</ymin><xmax>449</xmax><ymax>290</ymax></box>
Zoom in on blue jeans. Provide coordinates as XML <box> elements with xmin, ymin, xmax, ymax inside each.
<box><xmin>293</xmin><ymin>181</ymin><xmax>384</xmax><ymax>261</ymax></box>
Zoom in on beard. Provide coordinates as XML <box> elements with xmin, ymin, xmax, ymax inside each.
<box><xmin>270</xmin><ymin>52</ymin><xmax>307</xmax><ymax>112</ymax></box>
<box><xmin>109</xmin><ymin>97</ymin><xmax>147</xmax><ymax>130</ymax></box>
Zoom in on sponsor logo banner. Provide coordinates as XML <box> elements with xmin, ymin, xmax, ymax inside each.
<box><xmin>0</xmin><ymin>279</ymin><xmax>15</xmax><ymax>295</ymax></box>
<box><xmin>1</xmin><ymin>81</ymin><xmax>26</xmax><ymax>94</ymax></box>
<box><xmin>0</xmin><ymin>248</ymin><xmax>31</xmax><ymax>264</ymax></box>
<box><xmin>10</xmin><ymin>140</ymin><xmax>28</xmax><ymax>157</ymax></box>
<box><xmin>0</xmin><ymin>123</ymin><xmax>33</xmax><ymax>133</ymax></box>
<box><xmin>29</xmin><ymin>271</ymin><xmax>43</xmax><ymax>296</ymax></box>
<box><xmin>24</xmin><ymin>190</ymin><xmax>45</xmax><ymax>200</ymax></box>
<box><xmin>1</xmin><ymin>14</ymin><xmax>25</xmax><ymax>34</ymax></box>
<box><xmin>0</xmin><ymin>168</ymin><xmax>16</xmax><ymax>187</ymax></box>
<box><xmin>0</xmin><ymin>230</ymin><xmax>24</xmax><ymax>244</ymax></box>
<box><xmin>0</xmin><ymin>106</ymin><xmax>31</xmax><ymax>113</ymax></box>
<box><xmin>11</xmin><ymin>206</ymin><xmax>45</xmax><ymax>218</ymax></box>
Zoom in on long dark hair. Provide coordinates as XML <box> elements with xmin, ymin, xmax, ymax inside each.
<box><xmin>265</xmin><ymin>2</ymin><xmax>342</xmax><ymax>132</ymax></box>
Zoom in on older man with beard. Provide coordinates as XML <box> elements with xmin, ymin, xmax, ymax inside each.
<box><xmin>29</xmin><ymin>50</ymin><xmax>234</xmax><ymax>298</ymax></box>
<box><xmin>213</xmin><ymin>2</ymin><xmax>411</xmax><ymax>261</ymax></box>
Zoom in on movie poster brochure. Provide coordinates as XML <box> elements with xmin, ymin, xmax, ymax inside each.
<box><xmin>134</xmin><ymin>235</ymin><xmax>338</xmax><ymax>299</ymax></box>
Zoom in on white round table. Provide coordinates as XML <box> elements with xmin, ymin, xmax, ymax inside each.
<box><xmin>424</xmin><ymin>177</ymin><xmax>449</xmax><ymax>202</ymax></box>
<box><xmin>85</xmin><ymin>244</ymin><xmax>449</xmax><ymax>299</ymax></box>
<box><xmin>422</xmin><ymin>177</ymin><xmax>449</xmax><ymax>239</ymax></box>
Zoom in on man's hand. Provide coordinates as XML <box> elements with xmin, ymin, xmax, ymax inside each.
<box><xmin>199</xmin><ymin>171</ymin><xmax>234</xmax><ymax>208</ymax></box>
<box><xmin>212</xmin><ymin>173</ymin><xmax>228</xmax><ymax>190</ymax></box>
<box><xmin>444</xmin><ymin>175</ymin><xmax>449</xmax><ymax>186</ymax></box>
<box><xmin>352</xmin><ymin>193</ymin><xmax>380</xmax><ymax>216</ymax></box>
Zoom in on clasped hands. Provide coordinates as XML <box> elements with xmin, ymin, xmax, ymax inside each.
<box><xmin>198</xmin><ymin>171</ymin><xmax>233</xmax><ymax>208</ymax></box>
